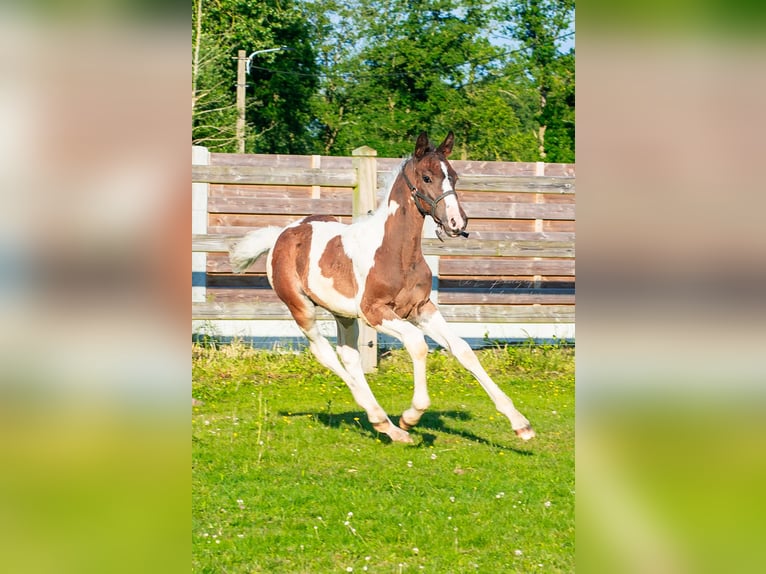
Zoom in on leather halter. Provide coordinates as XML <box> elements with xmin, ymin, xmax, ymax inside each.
<box><xmin>401</xmin><ymin>160</ymin><xmax>457</xmax><ymax>224</ymax></box>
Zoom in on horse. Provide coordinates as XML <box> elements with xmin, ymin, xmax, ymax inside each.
<box><xmin>229</xmin><ymin>131</ymin><xmax>535</xmax><ymax>443</ymax></box>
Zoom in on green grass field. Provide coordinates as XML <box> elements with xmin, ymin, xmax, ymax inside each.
<box><xmin>192</xmin><ymin>342</ymin><xmax>574</xmax><ymax>573</ymax></box>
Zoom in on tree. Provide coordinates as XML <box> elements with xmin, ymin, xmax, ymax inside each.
<box><xmin>192</xmin><ymin>0</ymin><xmax>574</xmax><ymax>161</ymax></box>
<box><xmin>192</xmin><ymin>0</ymin><xmax>318</xmax><ymax>153</ymax></box>
<box><xmin>500</xmin><ymin>0</ymin><xmax>575</xmax><ymax>161</ymax></box>
<box><xmin>304</xmin><ymin>0</ymin><xmax>560</xmax><ymax>161</ymax></box>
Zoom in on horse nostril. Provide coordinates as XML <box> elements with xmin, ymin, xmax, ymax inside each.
<box><xmin>450</xmin><ymin>217</ymin><xmax>457</xmax><ymax>228</ymax></box>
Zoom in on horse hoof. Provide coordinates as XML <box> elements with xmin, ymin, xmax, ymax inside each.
<box><xmin>373</xmin><ymin>421</ymin><xmax>414</xmax><ymax>444</ymax></box>
<box><xmin>399</xmin><ymin>415</ymin><xmax>419</xmax><ymax>431</ymax></box>
<box><xmin>514</xmin><ymin>426</ymin><xmax>536</xmax><ymax>441</ymax></box>
<box><xmin>388</xmin><ymin>425</ymin><xmax>414</xmax><ymax>444</ymax></box>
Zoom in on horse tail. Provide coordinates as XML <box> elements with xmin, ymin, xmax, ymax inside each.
<box><xmin>228</xmin><ymin>226</ymin><xmax>284</xmax><ymax>273</ymax></box>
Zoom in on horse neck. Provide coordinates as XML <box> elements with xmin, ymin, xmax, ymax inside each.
<box><xmin>383</xmin><ymin>175</ymin><xmax>426</xmax><ymax>259</ymax></box>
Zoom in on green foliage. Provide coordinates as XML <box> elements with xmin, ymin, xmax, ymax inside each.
<box><xmin>500</xmin><ymin>0</ymin><xmax>575</xmax><ymax>160</ymax></box>
<box><xmin>193</xmin><ymin>344</ymin><xmax>574</xmax><ymax>572</ymax></box>
<box><xmin>192</xmin><ymin>0</ymin><xmax>318</xmax><ymax>153</ymax></box>
<box><xmin>192</xmin><ymin>0</ymin><xmax>574</xmax><ymax>161</ymax></box>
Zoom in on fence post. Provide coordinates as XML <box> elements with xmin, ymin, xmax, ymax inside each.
<box><xmin>192</xmin><ymin>145</ymin><xmax>210</xmax><ymax>304</ymax></box>
<box><xmin>352</xmin><ymin>145</ymin><xmax>378</xmax><ymax>372</ymax></box>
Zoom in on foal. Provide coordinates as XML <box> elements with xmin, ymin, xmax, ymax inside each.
<box><xmin>229</xmin><ymin>131</ymin><xmax>535</xmax><ymax>443</ymax></box>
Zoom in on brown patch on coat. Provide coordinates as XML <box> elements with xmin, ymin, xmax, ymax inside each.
<box><xmin>303</xmin><ymin>214</ymin><xmax>339</xmax><ymax>224</ymax></box>
<box><xmin>360</xmin><ymin>177</ymin><xmax>432</xmax><ymax>327</ymax></box>
<box><xmin>318</xmin><ymin>235</ymin><xmax>358</xmax><ymax>298</ymax></box>
<box><xmin>269</xmin><ymin>221</ymin><xmax>316</xmax><ymax>331</ymax></box>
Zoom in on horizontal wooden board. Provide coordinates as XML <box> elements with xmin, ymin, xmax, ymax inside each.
<box><xmin>208</xmin><ymin>196</ymin><xmax>352</xmax><ymax>216</ymax></box>
<box><xmin>440</xmin><ymin>277</ymin><xmax>575</xmax><ymax>288</ymax></box>
<box><xmin>458</xmin><ymin>190</ymin><xmax>575</xmax><ymax>205</ymax></box>
<box><xmin>438</xmin><ymin>291</ymin><xmax>575</xmax><ymax>305</ymax></box>
<box><xmin>206</xmin><ymin>152</ymin><xmax>573</xmax><ymax>178</ymax></box>
<box><xmin>193</xmin><ymin>165</ymin><xmax>357</xmax><ymax>187</ymax></box>
<box><xmin>208</xmin><ymin>255</ymin><xmax>267</xmax><ymax>273</ymax></box>
<box><xmin>191</xmin><ymin>301</ymin><xmax>574</xmax><ymax>323</ymax></box>
<box><xmin>204</xmin><ymin>285</ymin><xmax>575</xmax><ymax>306</ymax></box>
<box><xmin>543</xmin><ymin>220</ymin><xmax>576</xmax><ymax>232</ymax></box>
<box><xmin>206</xmin><ymin>288</ymin><xmax>282</xmax><ymax>304</ymax></box>
<box><xmin>439</xmin><ymin>304</ymin><xmax>575</xmax><ymax>323</ymax></box>
<box><xmin>207</xmin><ymin>214</ymin><xmax>352</xmax><ymax>230</ymax></box>
<box><xmin>422</xmin><ymin>238</ymin><xmax>574</xmax><ymax>258</ymax></box>
<box><xmin>374</xmin><ymin>173</ymin><xmax>575</xmax><ymax>194</ymax></box>
<box><xmin>209</xmin><ymin>184</ymin><xmax>351</xmax><ymax>200</ymax></box>
<box><xmin>462</xmin><ymin>201</ymin><xmax>574</xmax><ymax>220</ymax></box>
<box><xmin>192</xmin><ymin>301</ymin><xmax>333</xmax><ymax>320</ymax></box>
<box><xmin>440</xmin><ymin>258</ymin><xmax>575</xmax><ymax>276</ymax></box>
<box><xmin>194</xmin><ymin>234</ymin><xmax>574</xmax><ymax>259</ymax></box>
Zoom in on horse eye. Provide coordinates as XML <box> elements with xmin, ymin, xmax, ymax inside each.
<box><xmin>422</xmin><ymin>175</ymin><xmax>432</xmax><ymax>183</ymax></box>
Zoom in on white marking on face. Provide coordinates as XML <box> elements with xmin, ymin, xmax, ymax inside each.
<box><xmin>440</xmin><ymin>161</ymin><xmax>464</xmax><ymax>230</ymax></box>
<box><xmin>388</xmin><ymin>199</ymin><xmax>399</xmax><ymax>216</ymax></box>
<box><xmin>440</xmin><ymin>161</ymin><xmax>453</xmax><ymax>195</ymax></box>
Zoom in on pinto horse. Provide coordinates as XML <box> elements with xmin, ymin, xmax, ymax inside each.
<box><xmin>229</xmin><ymin>131</ymin><xmax>535</xmax><ymax>443</ymax></box>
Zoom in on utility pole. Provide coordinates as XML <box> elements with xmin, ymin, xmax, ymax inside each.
<box><xmin>235</xmin><ymin>47</ymin><xmax>292</xmax><ymax>154</ymax></box>
<box><xmin>235</xmin><ymin>49</ymin><xmax>247</xmax><ymax>154</ymax></box>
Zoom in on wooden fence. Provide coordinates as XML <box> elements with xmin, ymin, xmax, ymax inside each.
<box><xmin>192</xmin><ymin>145</ymin><xmax>575</xmax><ymax>367</ymax></box>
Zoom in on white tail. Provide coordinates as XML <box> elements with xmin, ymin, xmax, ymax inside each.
<box><xmin>228</xmin><ymin>226</ymin><xmax>284</xmax><ymax>273</ymax></box>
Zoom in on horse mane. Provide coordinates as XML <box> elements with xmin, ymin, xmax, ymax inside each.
<box><xmin>377</xmin><ymin>157</ymin><xmax>409</xmax><ymax>205</ymax></box>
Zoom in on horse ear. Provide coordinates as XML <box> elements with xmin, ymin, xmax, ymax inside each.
<box><xmin>414</xmin><ymin>131</ymin><xmax>430</xmax><ymax>159</ymax></box>
<box><xmin>437</xmin><ymin>131</ymin><xmax>455</xmax><ymax>158</ymax></box>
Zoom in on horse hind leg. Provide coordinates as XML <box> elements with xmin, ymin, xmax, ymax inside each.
<box><xmin>334</xmin><ymin>316</ymin><xmax>412</xmax><ymax>443</ymax></box>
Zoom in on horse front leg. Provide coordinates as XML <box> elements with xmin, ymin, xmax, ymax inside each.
<box><xmin>415</xmin><ymin>301</ymin><xmax>535</xmax><ymax>441</ymax></box>
<box><xmin>366</xmin><ymin>309</ymin><xmax>431</xmax><ymax>432</ymax></box>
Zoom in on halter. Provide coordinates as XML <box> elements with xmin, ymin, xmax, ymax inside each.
<box><xmin>401</xmin><ymin>160</ymin><xmax>458</xmax><ymax>223</ymax></box>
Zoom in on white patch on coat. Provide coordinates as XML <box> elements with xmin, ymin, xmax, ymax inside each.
<box><xmin>342</xmin><ymin>196</ymin><xmax>393</xmax><ymax>307</ymax></box>
<box><xmin>306</xmin><ymin>221</ymin><xmax>358</xmax><ymax>317</ymax></box>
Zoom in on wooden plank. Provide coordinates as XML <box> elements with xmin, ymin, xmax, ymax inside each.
<box><xmin>208</xmin><ymin>196</ymin><xmax>351</xmax><ymax>215</ymax></box>
<box><xmin>193</xmin><ymin>301</ymin><xmax>334</xmax><ymax>321</ymax></box>
<box><xmin>440</xmin><ymin>277</ymin><xmax>575</xmax><ymax>288</ymax></box>
<box><xmin>193</xmin><ymin>165</ymin><xmax>357</xmax><ymax>187</ymax></box>
<box><xmin>439</xmin><ymin>304</ymin><xmax>575</xmax><ymax>323</ymax></box>
<box><xmin>421</xmin><ymin>238</ymin><xmax>574</xmax><ymax>258</ymax></box>
<box><xmin>439</xmin><ymin>258</ymin><xmax>575</xmax><ymax>276</ymax></box>
<box><xmin>209</xmin><ymin>184</ymin><xmax>351</xmax><ymax>199</ymax></box>
<box><xmin>438</xmin><ymin>291</ymin><xmax>575</xmax><ymax>305</ymax></box>
<box><xmin>457</xmin><ymin>175</ymin><xmax>575</xmax><ymax>194</ymax></box>
<box><xmin>464</xmin><ymin>219</ymin><xmax>537</xmax><ymax>232</ymax></box>
<box><xmin>374</xmin><ymin>173</ymin><xmax>575</xmax><ymax>194</ymax></box>
<box><xmin>461</xmin><ymin>201</ymin><xmax>575</xmax><ymax>220</ymax></box>
<box><xmin>206</xmin><ymin>288</ymin><xmax>282</xmax><ymax>304</ymax></box>
<box><xmin>194</xmin><ymin>234</ymin><xmax>575</xmax><ymax>259</ymax></box>
<box><xmin>455</xmin><ymin>231</ymin><xmax>575</xmax><ymax>242</ymax></box>
<box><xmin>208</xmin><ymin>214</ymin><xmax>353</xmax><ymax>230</ymax></box>
<box><xmin>210</xmin><ymin>153</ymin><xmax>354</xmax><ymax>169</ymax></box>
<box><xmin>209</xmin><ymin>152</ymin><xmax>573</xmax><ymax>178</ymax></box>
<box><xmin>543</xmin><ymin>220</ymin><xmax>576</xmax><ymax>232</ymax></box>
<box><xmin>192</xmin><ymin>301</ymin><xmax>574</xmax><ymax>323</ymax></box>
<box><xmin>194</xmin><ymin>234</ymin><xmax>229</xmax><ymax>253</ymax></box>
<box><xmin>206</xmin><ymin>273</ymin><xmax>270</xmax><ymax>287</ymax></box>
<box><xmin>208</xmin><ymin>256</ymin><xmax>267</xmax><ymax>273</ymax></box>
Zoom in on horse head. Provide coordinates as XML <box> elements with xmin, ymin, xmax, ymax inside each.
<box><xmin>404</xmin><ymin>131</ymin><xmax>468</xmax><ymax>238</ymax></box>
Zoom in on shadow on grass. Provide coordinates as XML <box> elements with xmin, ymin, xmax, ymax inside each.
<box><xmin>279</xmin><ymin>409</ymin><xmax>533</xmax><ymax>456</ymax></box>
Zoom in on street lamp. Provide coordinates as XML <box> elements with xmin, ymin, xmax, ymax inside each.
<box><xmin>246</xmin><ymin>46</ymin><xmax>292</xmax><ymax>75</ymax></box>
<box><xmin>236</xmin><ymin>46</ymin><xmax>292</xmax><ymax>153</ymax></box>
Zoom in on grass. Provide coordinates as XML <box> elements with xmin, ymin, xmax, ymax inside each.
<box><xmin>192</xmin><ymin>342</ymin><xmax>574</xmax><ymax>573</ymax></box>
